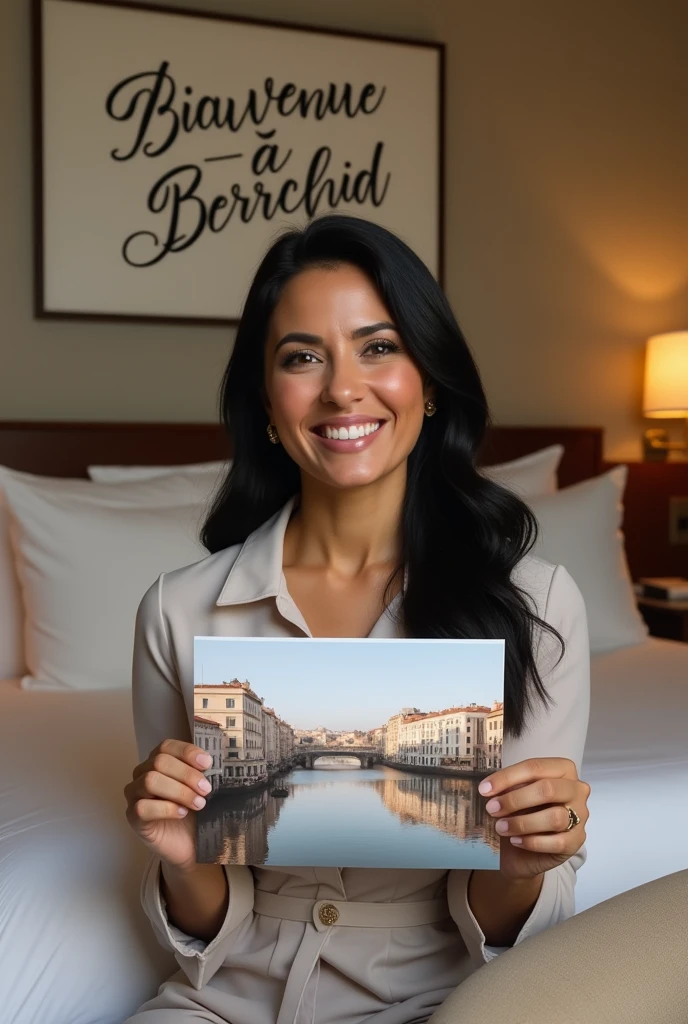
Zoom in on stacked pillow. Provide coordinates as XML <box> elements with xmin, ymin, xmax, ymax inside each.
<box><xmin>0</xmin><ymin>444</ymin><xmax>646</xmax><ymax>691</ymax></box>
<box><xmin>87</xmin><ymin>459</ymin><xmax>228</xmax><ymax>483</ymax></box>
<box><xmin>527</xmin><ymin>465</ymin><xmax>647</xmax><ymax>651</ymax></box>
<box><xmin>0</xmin><ymin>467</ymin><xmax>222</xmax><ymax>689</ymax></box>
<box><xmin>480</xmin><ymin>444</ymin><xmax>563</xmax><ymax>497</ymax></box>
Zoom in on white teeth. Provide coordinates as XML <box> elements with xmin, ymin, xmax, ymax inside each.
<box><xmin>321</xmin><ymin>422</ymin><xmax>380</xmax><ymax>440</ymax></box>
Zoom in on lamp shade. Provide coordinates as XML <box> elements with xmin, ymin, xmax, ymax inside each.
<box><xmin>643</xmin><ymin>331</ymin><xmax>688</xmax><ymax>417</ymax></box>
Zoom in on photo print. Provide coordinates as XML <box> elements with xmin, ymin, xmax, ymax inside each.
<box><xmin>193</xmin><ymin>636</ymin><xmax>505</xmax><ymax>869</ymax></box>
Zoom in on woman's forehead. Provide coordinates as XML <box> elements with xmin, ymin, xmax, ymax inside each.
<box><xmin>269</xmin><ymin>266</ymin><xmax>392</xmax><ymax>333</ymax></box>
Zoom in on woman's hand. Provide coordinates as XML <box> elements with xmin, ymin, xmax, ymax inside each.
<box><xmin>479</xmin><ymin>757</ymin><xmax>590</xmax><ymax>881</ymax></box>
<box><xmin>124</xmin><ymin>738</ymin><xmax>214</xmax><ymax>873</ymax></box>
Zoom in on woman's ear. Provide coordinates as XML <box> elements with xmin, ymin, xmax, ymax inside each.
<box><xmin>423</xmin><ymin>380</ymin><xmax>436</xmax><ymax>405</ymax></box>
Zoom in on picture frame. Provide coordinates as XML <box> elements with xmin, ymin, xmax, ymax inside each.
<box><xmin>32</xmin><ymin>0</ymin><xmax>445</xmax><ymax>325</ymax></box>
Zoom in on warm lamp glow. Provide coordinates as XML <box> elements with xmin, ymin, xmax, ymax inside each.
<box><xmin>643</xmin><ymin>331</ymin><xmax>688</xmax><ymax>418</ymax></box>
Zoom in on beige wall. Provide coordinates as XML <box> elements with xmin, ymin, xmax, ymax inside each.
<box><xmin>2</xmin><ymin>0</ymin><xmax>686</xmax><ymax>459</ymax></box>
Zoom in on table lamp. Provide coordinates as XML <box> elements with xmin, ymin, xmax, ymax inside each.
<box><xmin>642</xmin><ymin>331</ymin><xmax>688</xmax><ymax>461</ymax></box>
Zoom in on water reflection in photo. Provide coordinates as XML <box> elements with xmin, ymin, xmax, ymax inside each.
<box><xmin>197</xmin><ymin>764</ymin><xmax>500</xmax><ymax>868</ymax></box>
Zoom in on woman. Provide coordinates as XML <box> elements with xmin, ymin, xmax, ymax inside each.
<box><xmin>124</xmin><ymin>214</ymin><xmax>591</xmax><ymax>1024</ymax></box>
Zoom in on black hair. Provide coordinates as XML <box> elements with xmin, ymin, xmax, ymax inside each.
<box><xmin>202</xmin><ymin>213</ymin><xmax>564</xmax><ymax>738</ymax></box>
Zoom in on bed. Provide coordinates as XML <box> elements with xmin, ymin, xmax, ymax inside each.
<box><xmin>1</xmin><ymin>421</ymin><xmax>686</xmax><ymax>1024</ymax></box>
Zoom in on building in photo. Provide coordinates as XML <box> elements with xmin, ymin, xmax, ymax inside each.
<box><xmin>486</xmin><ymin>700</ymin><xmax>504</xmax><ymax>770</ymax></box>
<box><xmin>193</xmin><ymin>716</ymin><xmax>224</xmax><ymax>791</ymax></box>
<box><xmin>195</xmin><ymin>679</ymin><xmax>268</xmax><ymax>786</ymax></box>
<box><xmin>194</xmin><ymin>680</ymin><xmax>297</xmax><ymax>789</ymax></box>
<box><xmin>277</xmin><ymin>717</ymin><xmax>296</xmax><ymax>762</ymax></box>
<box><xmin>383</xmin><ymin>702</ymin><xmax>500</xmax><ymax>771</ymax></box>
<box><xmin>262</xmin><ymin>707</ymin><xmax>280</xmax><ymax>771</ymax></box>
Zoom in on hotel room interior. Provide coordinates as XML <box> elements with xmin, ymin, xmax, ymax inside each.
<box><xmin>1</xmin><ymin>1</ymin><xmax>687</xmax><ymax>1022</ymax></box>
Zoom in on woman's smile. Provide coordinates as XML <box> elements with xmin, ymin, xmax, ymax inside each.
<box><xmin>310</xmin><ymin>416</ymin><xmax>386</xmax><ymax>452</ymax></box>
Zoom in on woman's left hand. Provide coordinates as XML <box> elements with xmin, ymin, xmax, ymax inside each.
<box><xmin>479</xmin><ymin>757</ymin><xmax>590</xmax><ymax>881</ymax></box>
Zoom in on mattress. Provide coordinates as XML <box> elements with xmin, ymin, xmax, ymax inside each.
<box><xmin>576</xmin><ymin>636</ymin><xmax>688</xmax><ymax>913</ymax></box>
<box><xmin>1</xmin><ymin>635</ymin><xmax>687</xmax><ymax>1023</ymax></box>
<box><xmin>0</xmin><ymin>680</ymin><xmax>175</xmax><ymax>1024</ymax></box>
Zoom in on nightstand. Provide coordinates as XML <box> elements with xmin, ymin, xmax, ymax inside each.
<box><xmin>637</xmin><ymin>596</ymin><xmax>688</xmax><ymax>643</ymax></box>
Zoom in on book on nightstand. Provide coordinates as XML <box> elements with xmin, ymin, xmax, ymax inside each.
<box><xmin>639</xmin><ymin>577</ymin><xmax>688</xmax><ymax>600</ymax></box>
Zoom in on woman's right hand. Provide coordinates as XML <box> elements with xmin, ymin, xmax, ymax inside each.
<box><xmin>124</xmin><ymin>739</ymin><xmax>214</xmax><ymax>872</ymax></box>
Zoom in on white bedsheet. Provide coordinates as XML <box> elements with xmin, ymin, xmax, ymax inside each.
<box><xmin>0</xmin><ymin>681</ymin><xmax>174</xmax><ymax>1024</ymax></box>
<box><xmin>0</xmin><ymin>636</ymin><xmax>686</xmax><ymax>1023</ymax></box>
<box><xmin>577</xmin><ymin>636</ymin><xmax>688</xmax><ymax>913</ymax></box>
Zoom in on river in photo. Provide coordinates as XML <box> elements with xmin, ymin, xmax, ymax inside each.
<box><xmin>197</xmin><ymin>763</ymin><xmax>500</xmax><ymax>869</ymax></box>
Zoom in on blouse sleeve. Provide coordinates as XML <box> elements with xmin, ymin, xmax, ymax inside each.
<box><xmin>132</xmin><ymin>574</ymin><xmax>254</xmax><ymax>990</ymax></box>
<box><xmin>447</xmin><ymin>562</ymin><xmax>591</xmax><ymax>969</ymax></box>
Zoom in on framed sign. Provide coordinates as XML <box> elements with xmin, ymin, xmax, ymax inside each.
<box><xmin>33</xmin><ymin>0</ymin><xmax>444</xmax><ymax>325</ymax></box>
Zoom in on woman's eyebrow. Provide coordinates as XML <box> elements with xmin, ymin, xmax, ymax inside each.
<box><xmin>275</xmin><ymin>321</ymin><xmax>398</xmax><ymax>351</ymax></box>
<box><xmin>351</xmin><ymin>320</ymin><xmax>398</xmax><ymax>339</ymax></box>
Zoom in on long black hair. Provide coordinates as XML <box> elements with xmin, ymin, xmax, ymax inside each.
<box><xmin>202</xmin><ymin>214</ymin><xmax>564</xmax><ymax>739</ymax></box>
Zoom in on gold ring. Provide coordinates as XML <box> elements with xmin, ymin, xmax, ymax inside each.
<box><xmin>565</xmin><ymin>806</ymin><xmax>581</xmax><ymax>831</ymax></box>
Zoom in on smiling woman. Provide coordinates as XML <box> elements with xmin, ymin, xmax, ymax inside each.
<box><xmin>124</xmin><ymin>214</ymin><xmax>592</xmax><ymax>1024</ymax></box>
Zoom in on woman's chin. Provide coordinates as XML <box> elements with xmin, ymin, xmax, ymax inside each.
<box><xmin>306</xmin><ymin>462</ymin><xmax>398</xmax><ymax>492</ymax></box>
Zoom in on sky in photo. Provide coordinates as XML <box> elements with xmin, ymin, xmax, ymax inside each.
<box><xmin>194</xmin><ymin>637</ymin><xmax>504</xmax><ymax>731</ymax></box>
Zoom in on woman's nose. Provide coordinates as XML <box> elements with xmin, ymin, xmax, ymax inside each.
<box><xmin>320</xmin><ymin>354</ymin><xmax>365</xmax><ymax>407</ymax></box>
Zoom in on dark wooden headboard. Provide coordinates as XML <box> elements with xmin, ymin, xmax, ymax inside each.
<box><xmin>0</xmin><ymin>422</ymin><xmax>231</xmax><ymax>478</ymax></box>
<box><xmin>0</xmin><ymin>421</ymin><xmax>603</xmax><ymax>487</ymax></box>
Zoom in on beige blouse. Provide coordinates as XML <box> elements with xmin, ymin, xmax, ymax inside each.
<box><xmin>131</xmin><ymin>497</ymin><xmax>590</xmax><ymax>1024</ymax></box>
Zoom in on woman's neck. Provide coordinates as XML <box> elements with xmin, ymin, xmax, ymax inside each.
<box><xmin>283</xmin><ymin>467</ymin><xmax>406</xmax><ymax>578</ymax></box>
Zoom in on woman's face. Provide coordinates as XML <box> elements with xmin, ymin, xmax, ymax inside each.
<box><xmin>263</xmin><ymin>263</ymin><xmax>431</xmax><ymax>491</ymax></box>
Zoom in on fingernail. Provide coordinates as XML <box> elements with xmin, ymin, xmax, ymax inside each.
<box><xmin>510</xmin><ymin>837</ymin><xmax>523</xmax><ymax>844</ymax></box>
<box><xmin>478</xmin><ymin>781</ymin><xmax>492</xmax><ymax>794</ymax></box>
<box><xmin>485</xmin><ymin>799</ymin><xmax>501</xmax><ymax>814</ymax></box>
<box><xmin>196</xmin><ymin>753</ymin><xmax>212</xmax><ymax>768</ymax></box>
<box><xmin>496</xmin><ymin>820</ymin><xmax>509</xmax><ymax>833</ymax></box>
<box><xmin>193</xmin><ymin>795</ymin><xmax>206</xmax><ymax>809</ymax></box>
<box><xmin>178</xmin><ymin>806</ymin><xmax>188</xmax><ymax>816</ymax></box>
<box><xmin>198</xmin><ymin>778</ymin><xmax>212</xmax><ymax>794</ymax></box>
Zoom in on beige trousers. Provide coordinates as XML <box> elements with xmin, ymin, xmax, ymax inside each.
<box><xmin>127</xmin><ymin>868</ymin><xmax>688</xmax><ymax>1023</ymax></box>
<box><xmin>428</xmin><ymin>867</ymin><xmax>688</xmax><ymax>1024</ymax></box>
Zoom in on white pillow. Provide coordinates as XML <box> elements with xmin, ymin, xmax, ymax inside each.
<box><xmin>481</xmin><ymin>444</ymin><xmax>564</xmax><ymax>497</ymax></box>
<box><xmin>0</xmin><ymin>484</ymin><xmax>24</xmax><ymax>679</ymax></box>
<box><xmin>88</xmin><ymin>459</ymin><xmax>229</xmax><ymax>482</ymax></box>
<box><xmin>91</xmin><ymin>449</ymin><xmax>558</xmax><ymax>495</ymax></box>
<box><xmin>0</xmin><ymin>467</ymin><xmax>218</xmax><ymax>691</ymax></box>
<box><xmin>528</xmin><ymin>466</ymin><xmax>648</xmax><ymax>653</ymax></box>
<box><xmin>0</xmin><ymin>444</ymin><xmax>554</xmax><ymax>683</ymax></box>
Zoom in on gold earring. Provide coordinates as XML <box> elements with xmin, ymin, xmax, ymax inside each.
<box><xmin>424</xmin><ymin>399</ymin><xmax>437</xmax><ymax>417</ymax></box>
<box><xmin>266</xmin><ymin>424</ymin><xmax>280</xmax><ymax>445</ymax></box>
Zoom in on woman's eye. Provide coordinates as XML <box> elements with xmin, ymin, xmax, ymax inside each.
<box><xmin>365</xmin><ymin>340</ymin><xmax>400</xmax><ymax>357</ymax></box>
<box><xmin>280</xmin><ymin>349</ymin><xmax>320</xmax><ymax>368</ymax></box>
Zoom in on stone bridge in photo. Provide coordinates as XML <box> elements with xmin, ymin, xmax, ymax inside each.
<box><xmin>293</xmin><ymin>747</ymin><xmax>380</xmax><ymax>770</ymax></box>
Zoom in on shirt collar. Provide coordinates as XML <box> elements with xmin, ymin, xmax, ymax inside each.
<box><xmin>215</xmin><ymin>495</ymin><xmax>298</xmax><ymax>607</ymax></box>
<box><xmin>214</xmin><ymin>494</ymin><xmax>406</xmax><ymax>635</ymax></box>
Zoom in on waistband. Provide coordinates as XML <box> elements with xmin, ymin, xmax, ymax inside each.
<box><xmin>253</xmin><ymin>889</ymin><xmax>450</xmax><ymax>932</ymax></box>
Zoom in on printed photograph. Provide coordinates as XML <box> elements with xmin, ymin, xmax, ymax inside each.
<box><xmin>193</xmin><ymin>636</ymin><xmax>505</xmax><ymax>870</ymax></box>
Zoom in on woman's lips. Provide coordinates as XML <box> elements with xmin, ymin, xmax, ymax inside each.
<box><xmin>310</xmin><ymin>419</ymin><xmax>386</xmax><ymax>453</ymax></box>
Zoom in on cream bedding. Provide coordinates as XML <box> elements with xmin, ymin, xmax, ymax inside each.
<box><xmin>0</xmin><ymin>680</ymin><xmax>174</xmax><ymax>1024</ymax></box>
